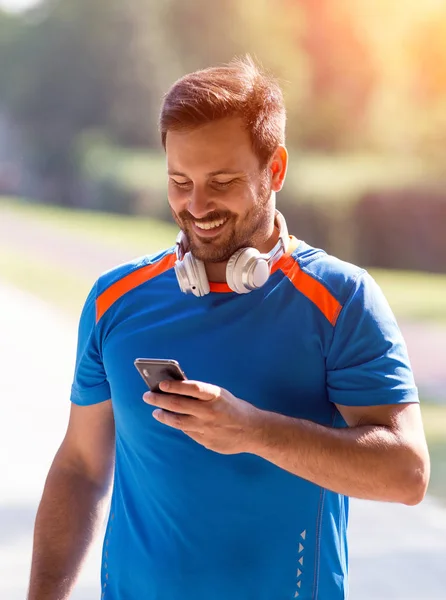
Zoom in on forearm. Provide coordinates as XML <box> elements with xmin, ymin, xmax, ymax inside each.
<box><xmin>28</xmin><ymin>460</ymin><xmax>110</xmax><ymax>600</ymax></box>
<box><xmin>248</xmin><ymin>410</ymin><xmax>424</xmax><ymax>504</ymax></box>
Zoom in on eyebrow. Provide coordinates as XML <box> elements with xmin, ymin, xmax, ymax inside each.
<box><xmin>168</xmin><ymin>169</ymin><xmax>243</xmax><ymax>177</ymax></box>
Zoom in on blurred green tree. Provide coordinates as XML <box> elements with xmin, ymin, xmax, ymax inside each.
<box><xmin>0</xmin><ymin>1</ymin><xmax>113</xmax><ymax>203</ymax></box>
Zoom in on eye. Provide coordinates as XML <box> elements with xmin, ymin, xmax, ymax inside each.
<box><xmin>171</xmin><ymin>179</ymin><xmax>191</xmax><ymax>189</ymax></box>
<box><xmin>212</xmin><ymin>179</ymin><xmax>235</xmax><ymax>189</ymax></box>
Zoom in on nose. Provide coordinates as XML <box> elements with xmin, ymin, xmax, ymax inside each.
<box><xmin>187</xmin><ymin>187</ymin><xmax>216</xmax><ymax>219</ymax></box>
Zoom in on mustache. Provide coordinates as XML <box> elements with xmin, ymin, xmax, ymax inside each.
<box><xmin>178</xmin><ymin>210</ymin><xmax>233</xmax><ymax>224</ymax></box>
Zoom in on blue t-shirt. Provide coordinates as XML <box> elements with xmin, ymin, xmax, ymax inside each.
<box><xmin>70</xmin><ymin>237</ymin><xmax>418</xmax><ymax>600</ymax></box>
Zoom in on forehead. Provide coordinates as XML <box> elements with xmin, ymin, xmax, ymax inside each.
<box><xmin>165</xmin><ymin>117</ymin><xmax>259</xmax><ymax>174</ymax></box>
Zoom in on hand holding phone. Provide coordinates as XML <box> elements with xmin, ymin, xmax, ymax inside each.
<box><xmin>134</xmin><ymin>358</ymin><xmax>187</xmax><ymax>394</ymax></box>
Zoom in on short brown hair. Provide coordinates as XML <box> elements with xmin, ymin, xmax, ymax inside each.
<box><xmin>159</xmin><ymin>55</ymin><xmax>286</xmax><ymax>165</ymax></box>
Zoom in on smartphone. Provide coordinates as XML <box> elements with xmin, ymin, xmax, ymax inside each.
<box><xmin>134</xmin><ymin>358</ymin><xmax>187</xmax><ymax>393</ymax></box>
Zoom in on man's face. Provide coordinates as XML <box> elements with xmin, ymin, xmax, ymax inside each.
<box><xmin>166</xmin><ymin>117</ymin><xmax>274</xmax><ymax>263</ymax></box>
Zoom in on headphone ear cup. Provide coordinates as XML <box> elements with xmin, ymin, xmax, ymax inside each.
<box><xmin>226</xmin><ymin>247</ymin><xmax>263</xmax><ymax>294</ymax></box>
<box><xmin>182</xmin><ymin>252</ymin><xmax>210</xmax><ymax>297</ymax></box>
<box><xmin>226</xmin><ymin>248</ymin><xmax>249</xmax><ymax>293</ymax></box>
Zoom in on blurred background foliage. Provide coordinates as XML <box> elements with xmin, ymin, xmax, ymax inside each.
<box><xmin>0</xmin><ymin>0</ymin><xmax>446</xmax><ymax>272</ymax></box>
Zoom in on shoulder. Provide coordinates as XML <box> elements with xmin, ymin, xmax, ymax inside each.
<box><xmin>282</xmin><ymin>241</ymin><xmax>370</xmax><ymax>327</ymax></box>
<box><xmin>90</xmin><ymin>246</ymin><xmax>176</xmax><ymax>323</ymax></box>
<box><xmin>291</xmin><ymin>241</ymin><xmax>366</xmax><ymax>307</ymax></box>
<box><xmin>95</xmin><ymin>246</ymin><xmax>176</xmax><ymax>297</ymax></box>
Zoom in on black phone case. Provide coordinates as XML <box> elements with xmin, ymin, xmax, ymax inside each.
<box><xmin>134</xmin><ymin>359</ymin><xmax>186</xmax><ymax>393</ymax></box>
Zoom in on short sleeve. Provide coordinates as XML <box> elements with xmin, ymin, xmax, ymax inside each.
<box><xmin>70</xmin><ymin>281</ymin><xmax>111</xmax><ymax>406</ymax></box>
<box><xmin>326</xmin><ymin>272</ymin><xmax>418</xmax><ymax>407</ymax></box>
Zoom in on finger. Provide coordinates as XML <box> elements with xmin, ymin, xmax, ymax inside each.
<box><xmin>159</xmin><ymin>380</ymin><xmax>219</xmax><ymax>401</ymax></box>
<box><xmin>143</xmin><ymin>391</ymin><xmax>204</xmax><ymax>416</ymax></box>
<box><xmin>152</xmin><ymin>409</ymin><xmax>201</xmax><ymax>432</ymax></box>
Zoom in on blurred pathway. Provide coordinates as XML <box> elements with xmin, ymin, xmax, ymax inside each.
<box><xmin>0</xmin><ymin>283</ymin><xmax>104</xmax><ymax>600</ymax></box>
<box><xmin>0</xmin><ymin>205</ymin><xmax>135</xmax><ymax>280</ymax></box>
<box><xmin>1</xmin><ymin>281</ymin><xmax>445</xmax><ymax>599</ymax></box>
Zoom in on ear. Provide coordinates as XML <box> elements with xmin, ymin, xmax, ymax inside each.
<box><xmin>269</xmin><ymin>145</ymin><xmax>288</xmax><ymax>192</ymax></box>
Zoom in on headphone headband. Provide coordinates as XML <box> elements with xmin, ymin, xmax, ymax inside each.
<box><xmin>264</xmin><ymin>210</ymin><xmax>288</xmax><ymax>268</ymax></box>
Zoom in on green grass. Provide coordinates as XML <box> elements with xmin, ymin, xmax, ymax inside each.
<box><xmin>0</xmin><ymin>198</ymin><xmax>177</xmax><ymax>316</ymax></box>
<box><xmin>0</xmin><ymin>197</ymin><xmax>178</xmax><ymax>255</ymax></box>
<box><xmin>421</xmin><ymin>403</ymin><xmax>446</xmax><ymax>504</ymax></box>
<box><xmin>80</xmin><ymin>141</ymin><xmax>168</xmax><ymax>193</ymax></box>
<box><xmin>369</xmin><ymin>268</ymin><xmax>446</xmax><ymax>323</ymax></box>
<box><xmin>0</xmin><ymin>246</ymin><xmax>91</xmax><ymax>317</ymax></box>
<box><xmin>285</xmin><ymin>152</ymin><xmax>435</xmax><ymax>202</ymax></box>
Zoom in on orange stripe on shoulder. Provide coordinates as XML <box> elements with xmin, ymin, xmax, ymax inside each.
<box><xmin>279</xmin><ymin>255</ymin><xmax>342</xmax><ymax>326</ymax></box>
<box><xmin>96</xmin><ymin>253</ymin><xmax>176</xmax><ymax>323</ymax></box>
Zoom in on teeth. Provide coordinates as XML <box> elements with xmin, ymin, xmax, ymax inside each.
<box><xmin>195</xmin><ymin>218</ymin><xmax>226</xmax><ymax>230</ymax></box>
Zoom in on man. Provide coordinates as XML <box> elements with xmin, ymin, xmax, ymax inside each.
<box><xmin>28</xmin><ymin>56</ymin><xmax>430</xmax><ymax>600</ymax></box>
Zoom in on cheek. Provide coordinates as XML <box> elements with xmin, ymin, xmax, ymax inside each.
<box><xmin>228</xmin><ymin>181</ymin><xmax>256</xmax><ymax>206</ymax></box>
<box><xmin>167</xmin><ymin>186</ymin><xmax>187</xmax><ymax>211</ymax></box>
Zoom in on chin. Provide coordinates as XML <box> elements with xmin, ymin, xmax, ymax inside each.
<box><xmin>191</xmin><ymin>245</ymin><xmax>233</xmax><ymax>263</ymax></box>
<box><xmin>188</xmin><ymin>231</ymin><xmax>237</xmax><ymax>263</ymax></box>
<box><xmin>191</xmin><ymin>237</ymin><xmax>237</xmax><ymax>263</ymax></box>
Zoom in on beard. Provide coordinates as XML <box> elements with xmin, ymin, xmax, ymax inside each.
<box><xmin>171</xmin><ymin>171</ymin><xmax>274</xmax><ymax>263</ymax></box>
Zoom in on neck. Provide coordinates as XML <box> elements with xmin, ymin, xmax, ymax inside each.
<box><xmin>204</xmin><ymin>220</ymin><xmax>280</xmax><ymax>283</ymax></box>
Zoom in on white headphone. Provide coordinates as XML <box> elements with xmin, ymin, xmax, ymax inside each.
<box><xmin>174</xmin><ymin>210</ymin><xmax>289</xmax><ymax>297</ymax></box>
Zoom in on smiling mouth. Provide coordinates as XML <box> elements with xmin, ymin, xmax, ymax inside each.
<box><xmin>194</xmin><ymin>217</ymin><xmax>228</xmax><ymax>231</ymax></box>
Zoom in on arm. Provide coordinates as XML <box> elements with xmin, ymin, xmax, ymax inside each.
<box><xmin>249</xmin><ymin>269</ymin><xmax>427</xmax><ymax>504</ymax></box>
<box><xmin>27</xmin><ymin>399</ymin><xmax>115</xmax><ymax>600</ymax></box>
<box><xmin>145</xmin><ymin>381</ymin><xmax>430</xmax><ymax>506</ymax></box>
<box><xmin>247</xmin><ymin>401</ymin><xmax>430</xmax><ymax>505</ymax></box>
